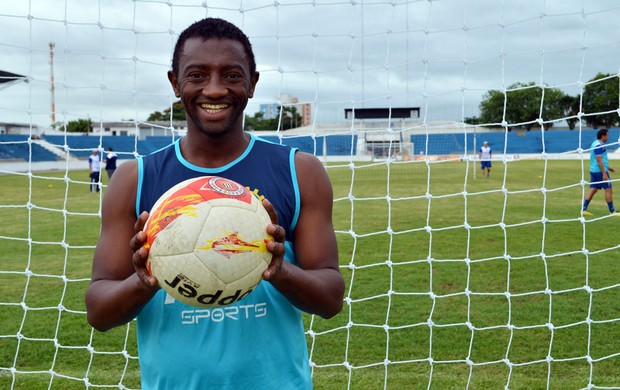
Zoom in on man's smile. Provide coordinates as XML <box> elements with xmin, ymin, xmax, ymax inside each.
<box><xmin>200</xmin><ymin>103</ymin><xmax>229</xmax><ymax>113</ymax></box>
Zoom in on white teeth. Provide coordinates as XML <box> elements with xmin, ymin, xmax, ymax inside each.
<box><xmin>201</xmin><ymin>104</ymin><xmax>227</xmax><ymax>112</ymax></box>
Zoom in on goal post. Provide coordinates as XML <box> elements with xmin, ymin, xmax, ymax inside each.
<box><xmin>1</xmin><ymin>1</ymin><xmax>620</xmax><ymax>389</ymax></box>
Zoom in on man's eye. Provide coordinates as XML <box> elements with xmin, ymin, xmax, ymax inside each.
<box><xmin>188</xmin><ymin>73</ymin><xmax>204</xmax><ymax>79</ymax></box>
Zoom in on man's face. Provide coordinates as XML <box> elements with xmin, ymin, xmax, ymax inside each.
<box><xmin>168</xmin><ymin>38</ymin><xmax>259</xmax><ymax>137</ymax></box>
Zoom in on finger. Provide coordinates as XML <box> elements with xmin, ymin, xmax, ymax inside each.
<box><xmin>266</xmin><ymin>233</ymin><xmax>285</xmax><ymax>256</ymax></box>
<box><xmin>263</xmin><ymin>253</ymin><xmax>283</xmax><ymax>280</ymax></box>
<box><xmin>129</xmin><ymin>229</ymin><xmax>148</xmax><ymax>253</ymax></box>
<box><xmin>135</xmin><ymin>211</ymin><xmax>149</xmax><ymax>233</ymax></box>
<box><xmin>262</xmin><ymin>198</ymin><xmax>279</xmax><ymax>225</ymax></box>
<box><xmin>130</xmin><ymin>212</ymin><xmax>150</xmax><ymax>252</ymax></box>
<box><xmin>133</xmin><ymin>246</ymin><xmax>158</xmax><ymax>287</ymax></box>
<box><xmin>267</xmin><ymin>223</ymin><xmax>285</xmax><ymax>243</ymax></box>
<box><xmin>263</xmin><ymin>263</ymin><xmax>280</xmax><ymax>280</ymax></box>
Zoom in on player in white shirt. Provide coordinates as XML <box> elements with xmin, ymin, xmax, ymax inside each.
<box><xmin>479</xmin><ymin>141</ymin><xmax>492</xmax><ymax>179</ymax></box>
<box><xmin>88</xmin><ymin>150</ymin><xmax>101</xmax><ymax>192</ymax></box>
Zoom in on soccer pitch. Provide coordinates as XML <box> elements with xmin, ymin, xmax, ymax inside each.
<box><xmin>0</xmin><ymin>159</ymin><xmax>619</xmax><ymax>389</ymax></box>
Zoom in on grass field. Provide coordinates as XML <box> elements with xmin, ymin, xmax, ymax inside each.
<box><xmin>1</xmin><ymin>159</ymin><xmax>619</xmax><ymax>389</ymax></box>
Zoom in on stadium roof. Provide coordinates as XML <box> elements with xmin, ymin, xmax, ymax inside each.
<box><xmin>344</xmin><ymin>107</ymin><xmax>421</xmax><ymax>120</ymax></box>
<box><xmin>0</xmin><ymin>70</ymin><xmax>28</xmax><ymax>91</ymax></box>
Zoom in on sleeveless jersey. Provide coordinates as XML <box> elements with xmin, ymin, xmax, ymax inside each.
<box><xmin>135</xmin><ymin>133</ymin><xmax>311</xmax><ymax>390</ymax></box>
<box><xmin>590</xmin><ymin>139</ymin><xmax>608</xmax><ymax>173</ymax></box>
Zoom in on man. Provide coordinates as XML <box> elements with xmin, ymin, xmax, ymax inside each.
<box><xmin>479</xmin><ymin>140</ymin><xmax>492</xmax><ymax>179</ymax></box>
<box><xmin>582</xmin><ymin>128</ymin><xmax>619</xmax><ymax>216</ymax></box>
<box><xmin>104</xmin><ymin>147</ymin><xmax>117</xmax><ymax>179</ymax></box>
<box><xmin>88</xmin><ymin>149</ymin><xmax>101</xmax><ymax>192</ymax></box>
<box><xmin>85</xmin><ymin>18</ymin><xmax>345</xmax><ymax>389</ymax></box>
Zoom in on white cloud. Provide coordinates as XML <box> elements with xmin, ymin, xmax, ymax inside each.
<box><xmin>0</xmin><ymin>0</ymin><xmax>618</xmax><ymax>127</ymax></box>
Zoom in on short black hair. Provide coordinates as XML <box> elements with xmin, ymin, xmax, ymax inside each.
<box><xmin>597</xmin><ymin>128</ymin><xmax>608</xmax><ymax>140</ymax></box>
<box><xmin>171</xmin><ymin>18</ymin><xmax>256</xmax><ymax>77</ymax></box>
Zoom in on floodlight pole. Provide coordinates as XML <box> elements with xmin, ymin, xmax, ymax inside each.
<box><xmin>49</xmin><ymin>42</ymin><xmax>56</xmax><ymax>126</ymax></box>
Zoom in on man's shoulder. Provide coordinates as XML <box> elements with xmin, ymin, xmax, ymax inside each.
<box><xmin>142</xmin><ymin>140</ymin><xmax>177</xmax><ymax>160</ymax></box>
<box><xmin>592</xmin><ymin>140</ymin><xmax>605</xmax><ymax>153</ymax></box>
<box><xmin>251</xmin><ymin>134</ymin><xmax>294</xmax><ymax>157</ymax></box>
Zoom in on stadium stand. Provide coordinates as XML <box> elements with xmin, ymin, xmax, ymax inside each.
<box><xmin>412</xmin><ymin>128</ymin><xmax>619</xmax><ymax>156</ymax></box>
<box><xmin>258</xmin><ymin>134</ymin><xmax>356</xmax><ymax>156</ymax></box>
<box><xmin>42</xmin><ymin>135</ymin><xmax>138</xmax><ymax>159</ymax></box>
<box><xmin>138</xmin><ymin>136</ymin><xmax>178</xmax><ymax>156</ymax></box>
<box><xmin>326</xmin><ymin>135</ymin><xmax>357</xmax><ymax>156</ymax></box>
<box><xmin>1</xmin><ymin>129</ymin><xmax>617</xmax><ymax>162</ymax></box>
<box><xmin>0</xmin><ymin>134</ymin><xmax>60</xmax><ymax>162</ymax></box>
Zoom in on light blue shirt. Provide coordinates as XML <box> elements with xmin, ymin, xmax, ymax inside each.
<box><xmin>590</xmin><ymin>139</ymin><xmax>608</xmax><ymax>173</ymax></box>
<box><xmin>135</xmin><ymin>136</ymin><xmax>312</xmax><ymax>390</ymax></box>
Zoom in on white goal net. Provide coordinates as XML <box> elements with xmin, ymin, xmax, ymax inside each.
<box><xmin>1</xmin><ymin>1</ymin><xmax>619</xmax><ymax>389</ymax></box>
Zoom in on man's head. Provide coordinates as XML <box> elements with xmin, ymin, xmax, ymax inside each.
<box><xmin>167</xmin><ymin>18</ymin><xmax>259</xmax><ymax>137</ymax></box>
<box><xmin>483</xmin><ymin>141</ymin><xmax>489</xmax><ymax>146</ymax></box>
<box><xmin>597</xmin><ymin>128</ymin><xmax>609</xmax><ymax>141</ymax></box>
<box><xmin>171</xmin><ymin>18</ymin><xmax>256</xmax><ymax>78</ymax></box>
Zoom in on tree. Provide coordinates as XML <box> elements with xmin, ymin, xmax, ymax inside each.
<box><xmin>479</xmin><ymin>89</ymin><xmax>505</xmax><ymax>127</ymax></box>
<box><xmin>280</xmin><ymin>106</ymin><xmax>302</xmax><ymax>130</ymax></box>
<box><xmin>560</xmin><ymin>95</ymin><xmax>580</xmax><ymax>130</ymax></box>
<box><xmin>244</xmin><ymin>111</ymin><xmax>277</xmax><ymax>131</ymax></box>
<box><xmin>464</xmin><ymin>116</ymin><xmax>480</xmax><ymax>125</ymax></box>
<box><xmin>583</xmin><ymin>73</ymin><xmax>619</xmax><ymax>129</ymax></box>
<box><xmin>147</xmin><ymin>101</ymin><xmax>186</xmax><ymax>121</ymax></box>
<box><xmin>244</xmin><ymin>106</ymin><xmax>303</xmax><ymax>131</ymax></box>
<box><xmin>479</xmin><ymin>82</ymin><xmax>569</xmax><ymax>130</ymax></box>
<box><xmin>65</xmin><ymin>118</ymin><xmax>92</xmax><ymax>133</ymax></box>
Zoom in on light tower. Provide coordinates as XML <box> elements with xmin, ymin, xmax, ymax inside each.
<box><xmin>49</xmin><ymin>42</ymin><xmax>56</xmax><ymax>125</ymax></box>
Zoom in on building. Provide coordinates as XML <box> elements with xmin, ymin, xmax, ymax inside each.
<box><xmin>344</xmin><ymin>107</ymin><xmax>421</xmax><ymax>158</ymax></box>
<box><xmin>259</xmin><ymin>93</ymin><xmax>313</xmax><ymax>127</ymax></box>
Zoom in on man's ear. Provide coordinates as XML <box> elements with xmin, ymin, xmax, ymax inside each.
<box><xmin>167</xmin><ymin>70</ymin><xmax>180</xmax><ymax>98</ymax></box>
<box><xmin>248</xmin><ymin>71</ymin><xmax>260</xmax><ymax>98</ymax></box>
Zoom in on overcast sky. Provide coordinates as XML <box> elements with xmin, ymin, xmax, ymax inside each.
<box><xmin>0</xmin><ymin>0</ymin><xmax>619</xmax><ymax>129</ymax></box>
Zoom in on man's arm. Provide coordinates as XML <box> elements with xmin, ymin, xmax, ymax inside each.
<box><xmin>85</xmin><ymin>161</ymin><xmax>158</xmax><ymax>332</ymax></box>
<box><xmin>263</xmin><ymin>152</ymin><xmax>345</xmax><ymax>319</ymax></box>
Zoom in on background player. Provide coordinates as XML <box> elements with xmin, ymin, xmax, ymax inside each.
<box><xmin>479</xmin><ymin>140</ymin><xmax>492</xmax><ymax>179</ymax></box>
<box><xmin>582</xmin><ymin>128</ymin><xmax>618</xmax><ymax>216</ymax></box>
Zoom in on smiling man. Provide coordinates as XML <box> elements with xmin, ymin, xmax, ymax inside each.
<box><xmin>85</xmin><ymin>18</ymin><xmax>345</xmax><ymax>389</ymax></box>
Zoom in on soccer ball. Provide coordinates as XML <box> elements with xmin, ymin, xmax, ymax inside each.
<box><xmin>143</xmin><ymin>176</ymin><xmax>273</xmax><ymax>308</ymax></box>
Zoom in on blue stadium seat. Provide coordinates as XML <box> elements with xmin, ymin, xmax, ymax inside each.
<box><xmin>3</xmin><ymin>128</ymin><xmax>617</xmax><ymax>162</ymax></box>
<box><xmin>0</xmin><ymin>134</ymin><xmax>59</xmax><ymax>162</ymax></box>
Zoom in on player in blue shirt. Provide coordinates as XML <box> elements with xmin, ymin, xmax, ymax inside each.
<box><xmin>86</xmin><ymin>18</ymin><xmax>345</xmax><ymax>389</ymax></box>
<box><xmin>581</xmin><ymin>128</ymin><xmax>619</xmax><ymax>216</ymax></box>
<box><xmin>104</xmin><ymin>147</ymin><xmax>117</xmax><ymax>179</ymax></box>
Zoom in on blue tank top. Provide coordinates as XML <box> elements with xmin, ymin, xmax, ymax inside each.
<box><xmin>590</xmin><ymin>139</ymin><xmax>608</xmax><ymax>173</ymax></box>
<box><xmin>135</xmin><ymin>133</ymin><xmax>311</xmax><ymax>389</ymax></box>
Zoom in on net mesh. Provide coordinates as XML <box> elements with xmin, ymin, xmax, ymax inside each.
<box><xmin>0</xmin><ymin>0</ymin><xmax>619</xmax><ymax>389</ymax></box>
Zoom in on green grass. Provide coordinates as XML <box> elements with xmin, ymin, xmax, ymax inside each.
<box><xmin>1</xmin><ymin>160</ymin><xmax>619</xmax><ymax>389</ymax></box>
